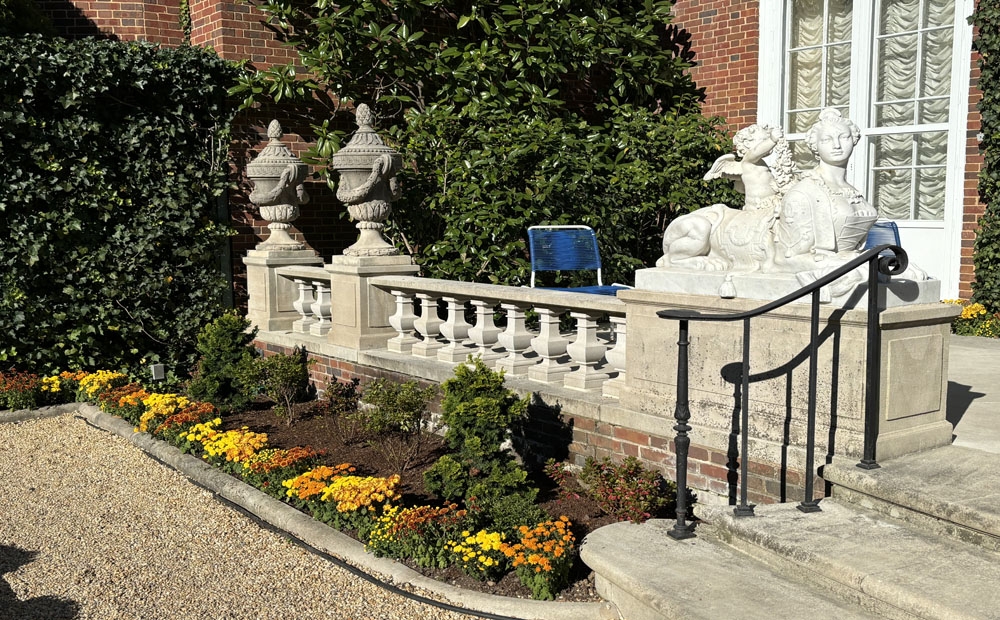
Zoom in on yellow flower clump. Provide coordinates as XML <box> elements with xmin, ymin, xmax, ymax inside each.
<box><xmin>41</xmin><ymin>375</ymin><xmax>61</xmax><ymax>393</ymax></box>
<box><xmin>182</xmin><ymin>418</ymin><xmax>268</xmax><ymax>463</ymax></box>
<box><xmin>282</xmin><ymin>464</ymin><xmax>356</xmax><ymax>501</ymax></box>
<box><xmin>446</xmin><ymin>529</ymin><xmax>506</xmax><ymax>571</ymax></box>
<box><xmin>201</xmin><ymin>427</ymin><xmax>268</xmax><ymax>463</ymax></box>
<box><xmin>319</xmin><ymin>474</ymin><xmax>401</xmax><ymax>513</ymax></box>
<box><xmin>78</xmin><ymin>370</ymin><xmax>129</xmax><ymax>399</ymax></box>
<box><xmin>137</xmin><ymin>393</ymin><xmax>190</xmax><ymax>433</ymax></box>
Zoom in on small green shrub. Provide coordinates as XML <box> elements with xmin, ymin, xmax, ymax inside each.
<box><xmin>425</xmin><ymin>357</ymin><xmax>537</xmax><ymax>527</ymax></box>
<box><xmin>314</xmin><ymin>378</ymin><xmax>365</xmax><ymax>444</ymax></box>
<box><xmin>257</xmin><ymin>347</ymin><xmax>312</xmax><ymax>425</ymax></box>
<box><xmin>358</xmin><ymin>378</ymin><xmax>436</xmax><ymax>472</ymax></box>
<box><xmin>187</xmin><ymin>313</ymin><xmax>259</xmax><ymax>412</ymax></box>
<box><xmin>580</xmin><ymin>456</ymin><xmax>673</xmax><ymax>523</ymax></box>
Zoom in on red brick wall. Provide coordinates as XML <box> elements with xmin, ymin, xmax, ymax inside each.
<box><xmin>671</xmin><ymin>1</ymin><xmax>759</xmax><ymax>131</ymax></box>
<box><xmin>39</xmin><ymin>0</ymin><xmax>185</xmax><ymax>43</ymax></box>
<box><xmin>963</xmin><ymin>50</ymin><xmax>986</xmax><ymax>299</ymax></box>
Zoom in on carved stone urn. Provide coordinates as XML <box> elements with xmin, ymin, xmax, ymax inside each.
<box><xmin>328</xmin><ymin>104</ymin><xmax>402</xmax><ymax>256</ymax></box>
<box><xmin>247</xmin><ymin>120</ymin><xmax>310</xmax><ymax>250</ymax></box>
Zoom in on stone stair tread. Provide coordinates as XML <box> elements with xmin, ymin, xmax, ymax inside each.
<box><xmin>702</xmin><ymin>499</ymin><xmax>1000</xmax><ymax>620</ymax></box>
<box><xmin>580</xmin><ymin>519</ymin><xmax>878</xmax><ymax>620</ymax></box>
<box><xmin>822</xmin><ymin>444</ymin><xmax>1000</xmax><ymax>539</ymax></box>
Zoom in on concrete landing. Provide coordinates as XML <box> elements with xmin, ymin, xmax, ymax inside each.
<box><xmin>702</xmin><ymin>499</ymin><xmax>1000</xmax><ymax>620</ymax></box>
<box><xmin>823</xmin><ymin>444</ymin><xmax>1000</xmax><ymax>550</ymax></box>
<box><xmin>579</xmin><ymin>518</ymin><xmax>876</xmax><ymax>620</ymax></box>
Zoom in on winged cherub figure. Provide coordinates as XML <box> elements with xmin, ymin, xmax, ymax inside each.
<box><xmin>704</xmin><ymin>124</ymin><xmax>795</xmax><ymax>216</ymax></box>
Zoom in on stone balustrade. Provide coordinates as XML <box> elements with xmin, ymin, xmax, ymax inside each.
<box><xmin>369</xmin><ymin>275</ymin><xmax>627</xmax><ymax>395</ymax></box>
<box><xmin>275</xmin><ymin>265</ymin><xmax>333</xmax><ymax>337</ymax></box>
<box><xmin>269</xmin><ymin>269</ymin><xmax>627</xmax><ymax>396</ymax></box>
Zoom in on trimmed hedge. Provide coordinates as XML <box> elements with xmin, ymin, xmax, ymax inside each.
<box><xmin>973</xmin><ymin>1</ymin><xmax>1000</xmax><ymax>311</ymax></box>
<box><xmin>0</xmin><ymin>36</ymin><xmax>240</xmax><ymax>376</ymax></box>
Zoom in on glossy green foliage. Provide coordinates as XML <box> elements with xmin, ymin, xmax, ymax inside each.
<box><xmin>973</xmin><ymin>2</ymin><xmax>1000</xmax><ymax>311</ymax></box>
<box><xmin>0</xmin><ymin>36</ymin><xmax>240</xmax><ymax>374</ymax></box>
<box><xmin>237</xmin><ymin>0</ymin><xmax>741</xmax><ymax>285</ymax></box>
<box><xmin>0</xmin><ymin>0</ymin><xmax>56</xmax><ymax>35</ymax></box>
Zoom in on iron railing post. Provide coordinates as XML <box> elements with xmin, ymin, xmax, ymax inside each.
<box><xmin>669</xmin><ymin>319</ymin><xmax>696</xmax><ymax>540</ymax></box>
<box><xmin>734</xmin><ymin>318</ymin><xmax>755</xmax><ymax>516</ymax></box>
<box><xmin>859</xmin><ymin>257</ymin><xmax>883</xmax><ymax>470</ymax></box>
<box><xmin>798</xmin><ymin>288</ymin><xmax>822</xmax><ymax>512</ymax></box>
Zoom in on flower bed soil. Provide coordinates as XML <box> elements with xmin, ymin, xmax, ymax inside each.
<box><xmin>222</xmin><ymin>399</ymin><xmax>620</xmax><ymax>602</ymax></box>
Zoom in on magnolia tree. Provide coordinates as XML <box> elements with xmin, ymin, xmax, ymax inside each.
<box><xmin>237</xmin><ymin>0</ymin><xmax>742</xmax><ymax>285</ymax></box>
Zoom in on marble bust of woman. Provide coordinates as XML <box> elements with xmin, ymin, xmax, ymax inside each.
<box><xmin>770</xmin><ymin>108</ymin><xmax>878</xmax><ymax>273</ymax></box>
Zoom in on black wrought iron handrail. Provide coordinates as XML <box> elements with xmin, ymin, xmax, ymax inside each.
<box><xmin>656</xmin><ymin>244</ymin><xmax>908</xmax><ymax>540</ymax></box>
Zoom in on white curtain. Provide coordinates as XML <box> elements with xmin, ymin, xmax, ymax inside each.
<box><xmin>785</xmin><ymin>0</ymin><xmax>954</xmax><ymax>220</ymax></box>
<box><xmin>871</xmin><ymin>0</ymin><xmax>953</xmax><ymax>220</ymax></box>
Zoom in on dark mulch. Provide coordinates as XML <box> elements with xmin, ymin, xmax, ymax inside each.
<box><xmin>221</xmin><ymin>399</ymin><xmax>619</xmax><ymax>602</ymax></box>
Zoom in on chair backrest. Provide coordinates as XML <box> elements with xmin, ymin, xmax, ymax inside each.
<box><xmin>528</xmin><ymin>225</ymin><xmax>603</xmax><ymax>288</ymax></box>
<box><xmin>865</xmin><ymin>220</ymin><xmax>901</xmax><ymax>252</ymax></box>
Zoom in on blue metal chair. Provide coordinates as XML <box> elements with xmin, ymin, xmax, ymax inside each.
<box><xmin>527</xmin><ymin>225</ymin><xmax>627</xmax><ymax>296</ymax></box>
<box><xmin>865</xmin><ymin>220</ymin><xmax>901</xmax><ymax>250</ymax></box>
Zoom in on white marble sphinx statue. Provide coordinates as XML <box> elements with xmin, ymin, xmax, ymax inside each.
<box><xmin>644</xmin><ymin>108</ymin><xmax>931</xmax><ymax>305</ymax></box>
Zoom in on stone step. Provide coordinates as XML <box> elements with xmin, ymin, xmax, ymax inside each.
<box><xmin>822</xmin><ymin>444</ymin><xmax>1000</xmax><ymax>551</ymax></box>
<box><xmin>579</xmin><ymin>519</ymin><xmax>881</xmax><ymax>620</ymax></box>
<box><xmin>701</xmin><ymin>499</ymin><xmax>1000</xmax><ymax>620</ymax></box>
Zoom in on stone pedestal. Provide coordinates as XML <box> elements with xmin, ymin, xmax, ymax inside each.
<box><xmin>617</xmin><ymin>287</ymin><xmax>959</xmax><ymax>467</ymax></box>
<box><xmin>326</xmin><ymin>255</ymin><xmax>419</xmax><ymax>351</ymax></box>
<box><xmin>244</xmin><ymin>249</ymin><xmax>323</xmax><ymax>332</ymax></box>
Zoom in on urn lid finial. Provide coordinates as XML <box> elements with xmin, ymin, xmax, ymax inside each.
<box><xmin>329</xmin><ymin>103</ymin><xmax>399</xmax><ymax>171</ymax></box>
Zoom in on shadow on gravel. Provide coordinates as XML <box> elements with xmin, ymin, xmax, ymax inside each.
<box><xmin>0</xmin><ymin>545</ymin><xmax>80</xmax><ymax>620</ymax></box>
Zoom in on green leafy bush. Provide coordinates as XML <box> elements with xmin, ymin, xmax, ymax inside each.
<box><xmin>0</xmin><ymin>36</ymin><xmax>239</xmax><ymax>375</ymax></box>
<box><xmin>358</xmin><ymin>378</ymin><xmax>436</xmax><ymax>472</ymax></box>
<box><xmin>187</xmin><ymin>313</ymin><xmax>259</xmax><ymax>412</ymax></box>
<box><xmin>257</xmin><ymin>347</ymin><xmax>312</xmax><ymax>425</ymax></box>
<box><xmin>580</xmin><ymin>456</ymin><xmax>673</xmax><ymax>523</ymax></box>
<box><xmin>238</xmin><ymin>0</ymin><xmax>740</xmax><ymax>286</ymax></box>
<box><xmin>973</xmin><ymin>1</ymin><xmax>1000</xmax><ymax>312</ymax></box>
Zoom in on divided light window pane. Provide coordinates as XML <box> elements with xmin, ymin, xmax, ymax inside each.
<box><xmin>783</xmin><ymin>0</ymin><xmax>955</xmax><ymax>221</ymax></box>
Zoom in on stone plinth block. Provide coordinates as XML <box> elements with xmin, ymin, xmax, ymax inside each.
<box><xmin>635</xmin><ymin>267</ymin><xmax>941</xmax><ymax>309</ymax></box>
<box><xmin>617</xmin><ymin>287</ymin><xmax>959</xmax><ymax>465</ymax></box>
<box><xmin>326</xmin><ymin>255</ymin><xmax>420</xmax><ymax>351</ymax></box>
<box><xmin>244</xmin><ymin>249</ymin><xmax>324</xmax><ymax>332</ymax></box>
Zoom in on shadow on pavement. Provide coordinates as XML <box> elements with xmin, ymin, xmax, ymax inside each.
<box><xmin>946</xmin><ymin>380</ymin><xmax>984</xmax><ymax>431</ymax></box>
<box><xmin>0</xmin><ymin>544</ymin><xmax>80</xmax><ymax>620</ymax></box>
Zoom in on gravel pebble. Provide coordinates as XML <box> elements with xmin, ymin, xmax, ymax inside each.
<box><xmin>0</xmin><ymin>415</ymin><xmax>481</xmax><ymax>620</ymax></box>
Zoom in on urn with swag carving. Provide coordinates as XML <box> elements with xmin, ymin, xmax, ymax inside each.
<box><xmin>247</xmin><ymin>120</ymin><xmax>310</xmax><ymax>250</ymax></box>
<box><xmin>328</xmin><ymin>104</ymin><xmax>402</xmax><ymax>256</ymax></box>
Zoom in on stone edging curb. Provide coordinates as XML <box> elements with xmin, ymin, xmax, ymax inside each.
<box><xmin>2</xmin><ymin>405</ymin><xmax>619</xmax><ymax>620</ymax></box>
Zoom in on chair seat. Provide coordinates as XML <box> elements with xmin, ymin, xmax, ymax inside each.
<box><xmin>536</xmin><ymin>285</ymin><xmax>627</xmax><ymax>296</ymax></box>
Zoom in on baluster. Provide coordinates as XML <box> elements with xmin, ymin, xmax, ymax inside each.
<box><xmin>309</xmin><ymin>281</ymin><xmax>332</xmax><ymax>336</ymax></box>
<box><xmin>291</xmin><ymin>279</ymin><xmax>316</xmax><ymax>333</ymax></box>
<box><xmin>387</xmin><ymin>290</ymin><xmax>419</xmax><ymax>354</ymax></box>
<box><xmin>528</xmin><ymin>306</ymin><xmax>571</xmax><ymax>384</ymax></box>
<box><xmin>496</xmin><ymin>303</ymin><xmax>535</xmax><ymax>375</ymax></box>
<box><xmin>438</xmin><ymin>296</ymin><xmax>474</xmax><ymax>363</ymax></box>
<box><xmin>468</xmin><ymin>299</ymin><xmax>503</xmax><ymax>366</ymax></box>
<box><xmin>412</xmin><ymin>293</ymin><xmax>445</xmax><ymax>358</ymax></box>
<box><xmin>602</xmin><ymin>316</ymin><xmax>627</xmax><ymax>397</ymax></box>
<box><xmin>564</xmin><ymin>312</ymin><xmax>610</xmax><ymax>391</ymax></box>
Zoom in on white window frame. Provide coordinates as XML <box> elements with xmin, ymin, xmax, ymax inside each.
<box><xmin>757</xmin><ymin>0</ymin><xmax>974</xmax><ymax>297</ymax></box>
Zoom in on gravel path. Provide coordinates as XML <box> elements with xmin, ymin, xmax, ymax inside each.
<box><xmin>0</xmin><ymin>414</ymin><xmax>480</xmax><ymax>620</ymax></box>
